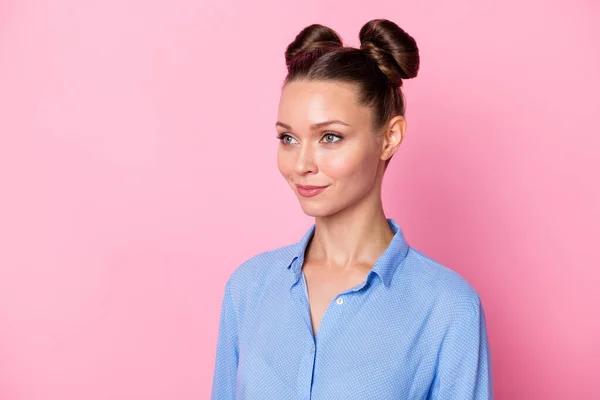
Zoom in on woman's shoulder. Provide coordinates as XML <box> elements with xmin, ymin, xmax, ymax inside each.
<box><xmin>220</xmin><ymin>243</ymin><xmax>299</xmax><ymax>318</ymax></box>
<box><xmin>401</xmin><ymin>246</ymin><xmax>483</xmax><ymax>312</ymax></box>
<box><xmin>225</xmin><ymin>242</ymin><xmax>299</xmax><ymax>289</ymax></box>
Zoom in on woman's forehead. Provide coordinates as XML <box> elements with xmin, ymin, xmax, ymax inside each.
<box><xmin>277</xmin><ymin>80</ymin><xmax>371</xmax><ymax>128</ymax></box>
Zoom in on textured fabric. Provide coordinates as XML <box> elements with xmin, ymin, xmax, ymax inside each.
<box><xmin>211</xmin><ymin>218</ymin><xmax>493</xmax><ymax>399</ymax></box>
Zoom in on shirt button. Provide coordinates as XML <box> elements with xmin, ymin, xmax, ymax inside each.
<box><xmin>336</xmin><ymin>297</ymin><xmax>344</xmax><ymax>305</ymax></box>
<box><xmin>311</xmin><ymin>346</ymin><xmax>315</xmax><ymax>353</ymax></box>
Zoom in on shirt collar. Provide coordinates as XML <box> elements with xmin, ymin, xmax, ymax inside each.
<box><xmin>286</xmin><ymin>218</ymin><xmax>409</xmax><ymax>289</ymax></box>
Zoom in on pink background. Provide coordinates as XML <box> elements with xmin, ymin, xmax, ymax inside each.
<box><xmin>1</xmin><ymin>0</ymin><xmax>599</xmax><ymax>399</ymax></box>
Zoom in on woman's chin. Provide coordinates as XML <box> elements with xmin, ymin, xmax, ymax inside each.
<box><xmin>298</xmin><ymin>202</ymin><xmax>340</xmax><ymax>218</ymax></box>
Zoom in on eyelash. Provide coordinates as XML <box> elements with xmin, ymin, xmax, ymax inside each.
<box><xmin>276</xmin><ymin>132</ymin><xmax>343</xmax><ymax>145</ymax></box>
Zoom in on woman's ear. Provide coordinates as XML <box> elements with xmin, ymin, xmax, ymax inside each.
<box><xmin>380</xmin><ymin>115</ymin><xmax>406</xmax><ymax>162</ymax></box>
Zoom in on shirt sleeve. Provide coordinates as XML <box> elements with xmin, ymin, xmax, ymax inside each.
<box><xmin>210</xmin><ymin>279</ymin><xmax>239</xmax><ymax>400</ymax></box>
<box><xmin>428</xmin><ymin>294</ymin><xmax>493</xmax><ymax>399</ymax></box>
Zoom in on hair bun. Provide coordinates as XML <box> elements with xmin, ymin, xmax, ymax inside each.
<box><xmin>285</xmin><ymin>24</ymin><xmax>343</xmax><ymax>69</ymax></box>
<box><xmin>359</xmin><ymin>19</ymin><xmax>419</xmax><ymax>86</ymax></box>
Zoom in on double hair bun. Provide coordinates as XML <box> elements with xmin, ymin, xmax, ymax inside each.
<box><xmin>285</xmin><ymin>19</ymin><xmax>419</xmax><ymax>87</ymax></box>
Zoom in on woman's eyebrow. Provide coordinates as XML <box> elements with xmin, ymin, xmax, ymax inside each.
<box><xmin>275</xmin><ymin>120</ymin><xmax>351</xmax><ymax>131</ymax></box>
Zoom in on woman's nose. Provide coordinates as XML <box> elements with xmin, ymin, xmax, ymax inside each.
<box><xmin>294</xmin><ymin>144</ymin><xmax>317</xmax><ymax>175</ymax></box>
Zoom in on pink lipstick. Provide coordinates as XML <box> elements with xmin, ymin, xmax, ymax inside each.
<box><xmin>295</xmin><ymin>184</ymin><xmax>328</xmax><ymax>197</ymax></box>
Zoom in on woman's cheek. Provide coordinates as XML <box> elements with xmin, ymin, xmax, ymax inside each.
<box><xmin>276</xmin><ymin>149</ymin><xmax>294</xmax><ymax>176</ymax></box>
<box><xmin>321</xmin><ymin>148</ymin><xmax>366</xmax><ymax>179</ymax></box>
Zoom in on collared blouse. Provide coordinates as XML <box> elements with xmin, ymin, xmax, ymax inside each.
<box><xmin>211</xmin><ymin>218</ymin><xmax>493</xmax><ymax>399</ymax></box>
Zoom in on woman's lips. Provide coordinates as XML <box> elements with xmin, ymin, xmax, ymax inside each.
<box><xmin>295</xmin><ymin>184</ymin><xmax>328</xmax><ymax>197</ymax></box>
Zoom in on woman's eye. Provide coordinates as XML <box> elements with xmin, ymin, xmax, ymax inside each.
<box><xmin>278</xmin><ymin>134</ymin><xmax>298</xmax><ymax>144</ymax></box>
<box><xmin>322</xmin><ymin>133</ymin><xmax>341</xmax><ymax>143</ymax></box>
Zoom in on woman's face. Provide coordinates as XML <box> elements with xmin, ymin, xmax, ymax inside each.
<box><xmin>276</xmin><ymin>80</ymin><xmax>385</xmax><ymax>217</ymax></box>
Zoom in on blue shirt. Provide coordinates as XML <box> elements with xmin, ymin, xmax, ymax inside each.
<box><xmin>211</xmin><ymin>218</ymin><xmax>493</xmax><ymax>399</ymax></box>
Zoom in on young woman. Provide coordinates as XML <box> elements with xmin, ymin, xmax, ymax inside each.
<box><xmin>211</xmin><ymin>19</ymin><xmax>493</xmax><ymax>400</ymax></box>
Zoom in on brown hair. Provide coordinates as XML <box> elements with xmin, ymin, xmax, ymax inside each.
<box><xmin>283</xmin><ymin>19</ymin><xmax>420</xmax><ymax>167</ymax></box>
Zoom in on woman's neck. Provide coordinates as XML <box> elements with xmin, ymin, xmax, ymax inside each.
<box><xmin>308</xmin><ymin>205</ymin><xmax>394</xmax><ymax>270</ymax></box>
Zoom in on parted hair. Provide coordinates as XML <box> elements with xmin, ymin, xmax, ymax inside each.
<box><xmin>284</xmin><ymin>19</ymin><xmax>420</xmax><ymax>152</ymax></box>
